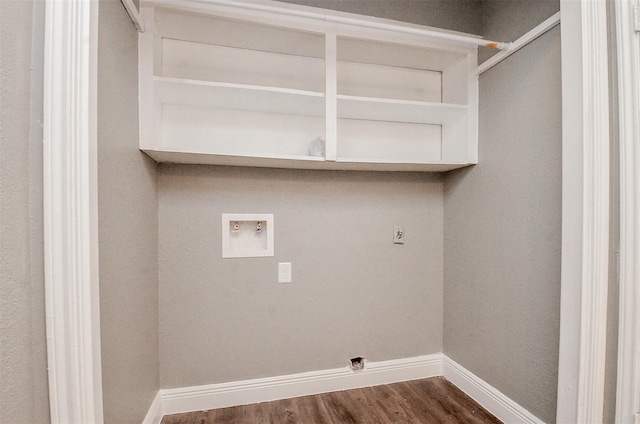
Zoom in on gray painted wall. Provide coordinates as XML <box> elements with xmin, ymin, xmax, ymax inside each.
<box><xmin>156</xmin><ymin>0</ymin><xmax>481</xmax><ymax>390</ymax></box>
<box><xmin>97</xmin><ymin>1</ymin><xmax>159</xmax><ymax>423</ymax></box>
<box><xmin>604</xmin><ymin>3</ymin><xmax>620</xmax><ymax>420</ymax></box>
<box><xmin>479</xmin><ymin>0</ymin><xmax>560</xmax><ymax>63</ymax></box>
<box><xmin>158</xmin><ymin>166</ymin><xmax>443</xmax><ymax>387</ymax></box>
<box><xmin>278</xmin><ymin>0</ymin><xmax>483</xmax><ymax>34</ymax></box>
<box><xmin>443</xmin><ymin>2</ymin><xmax>561</xmax><ymax>422</ymax></box>
<box><xmin>0</xmin><ymin>1</ymin><xmax>50</xmax><ymax>423</ymax></box>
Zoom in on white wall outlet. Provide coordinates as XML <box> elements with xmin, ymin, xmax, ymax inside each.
<box><xmin>278</xmin><ymin>262</ymin><xmax>292</xmax><ymax>283</ymax></box>
<box><xmin>393</xmin><ymin>226</ymin><xmax>404</xmax><ymax>244</ymax></box>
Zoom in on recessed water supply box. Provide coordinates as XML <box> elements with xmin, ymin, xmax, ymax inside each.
<box><xmin>222</xmin><ymin>214</ymin><xmax>274</xmax><ymax>258</ymax></box>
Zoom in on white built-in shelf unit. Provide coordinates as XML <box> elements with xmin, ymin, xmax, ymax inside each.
<box><xmin>139</xmin><ymin>0</ymin><xmax>493</xmax><ymax>171</ymax></box>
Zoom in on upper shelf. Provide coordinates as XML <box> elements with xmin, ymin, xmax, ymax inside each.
<box><xmin>337</xmin><ymin>96</ymin><xmax>467</xmax><ymax>125</ymax></box>
<box><xmin>155</xmin><ymin>77</ymin><xmax>325</xmax><ymax>117</ymax></box>
<box><xmin>139</xmin><ymin>0</ymin><xmax>481</xmax><ymax>172</ymax></box>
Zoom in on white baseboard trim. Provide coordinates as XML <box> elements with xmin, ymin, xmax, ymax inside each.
<box><xmin>144</xmin><ymin>353</ymin><xmax>543</xmax><ymax>424</ymax></box>
<box><xmin>442</xmin><ymin>356</ymin><xmax>544</xmax><ymax>424</ymax></box>
<box><xmin>160</xmin><ymin>353</ymin><xmax>443</xmax><ymax>416</ymax></box>
<box><xmin>141</xmin><ymin>391</ymin><xmax>163</xmax><ymax>424</ymax></box>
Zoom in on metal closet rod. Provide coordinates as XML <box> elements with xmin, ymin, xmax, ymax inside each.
<box><xmin>199</xmin><ymin>0</ymin><xmax>513</xmax><ymax>50</ymax></box>
<box><xmin>476</xmin><ymin>11</ymin><xmax>561</xmax><ymax>75</ymax></box>
<box><xmin>125</xmin><ymin>1</ymin><xmax>559</xmax><ymax>60</ymax></box>
<box><xmin>324</xmin><ymin>13</ymin><xmax>513</xmax><ymax>50</ymax></box>
<box><xmin>132</xmin><ymin>0</ymin><xmax>513</xmax><ymax>50</ymax></box>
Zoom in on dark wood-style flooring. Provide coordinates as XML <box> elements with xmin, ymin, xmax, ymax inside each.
<box><xmin>161</xmin><ymin>377</ymin><xmax>502</xmax><ymax>424</ymax></box>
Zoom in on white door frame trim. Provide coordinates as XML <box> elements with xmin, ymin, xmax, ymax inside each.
<box><xmin>614</xmin><ymin>0</ymin><xmax>640</xmax><ymax>422</ymax></box>
<box><xmin>557</xmin><ymin>0</ymin><xmax>611</xmax><ymax>422</ymax></box>
<box><xmin>43</xmin><ymin>0</ymin><xmax>103</xmax><ymax>422</ymax></box>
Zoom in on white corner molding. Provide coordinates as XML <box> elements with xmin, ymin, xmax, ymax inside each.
<box><xmin>142</xmin><ymin>392</ymin><xmax>164</xmax><ymax>424</ymax></box>
<box><xmin>615</xmin><ymin>0</ymin><xmax>640</xmax><ymax>422</ymax></box>
<box><xmin>121</xmin><ymin>0</ymin><xmax>145</xmax><ymax>32</ymax></box>
<box><xmin>556</xmin><ymin>0</ymin><xmax>610</xmax><ymax>423</ymax></box>
<box><xmin>476</xmin><ymin>12</ymin><xmax>561</xmax><ymax>75</ymax></box>
<box><xmin>159</xmin><ymin>354</ymin><xmax>443</xmax><ymax>416</ymax></box>
<box><xmin>43</xmin><ymin>0</ymin><xmax>103</xmax><ymax>423</ymax></box>
<box><xmin>442</xmin><ymin>357</ymin><xmax>544</xmax><ymax>424</ymax></box>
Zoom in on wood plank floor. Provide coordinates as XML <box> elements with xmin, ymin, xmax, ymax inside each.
<box><xmin>161</xmin><ymin>377</ymin><xmax>502</xmax><ymax>424</ymax></box>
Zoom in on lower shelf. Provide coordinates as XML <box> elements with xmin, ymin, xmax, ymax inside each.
<box><xmin>141</xmin><ymin>149</ymin><xmax>473</xmax><ymax>172</ymax></box>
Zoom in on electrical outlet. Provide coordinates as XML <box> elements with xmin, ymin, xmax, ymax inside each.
<box><xmin>393</xmin><ymin>226</ymin><xmax>404</xmax><ymax>244</ymax></box>
<box><xmin>278</xmin><ymin>262</ymin><xmax>292</xmax><ymax>283</ymax></box>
